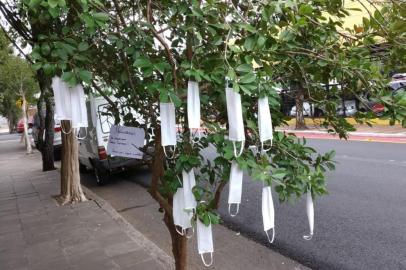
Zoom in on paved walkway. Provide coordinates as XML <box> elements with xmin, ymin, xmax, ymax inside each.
<box><xmin>0</xmin><ymin>136</ymin><xmax>173</xmax><ymax>270</ymax></box>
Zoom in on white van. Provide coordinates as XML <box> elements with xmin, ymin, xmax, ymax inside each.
<box><xmin>78</xmin><ymin>96</ymin><xmax>147</xmax><ymax>185</ymax></box>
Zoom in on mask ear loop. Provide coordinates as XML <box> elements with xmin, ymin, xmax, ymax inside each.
<box><xmin>200</xmin><ymin>214</ymin><xmax>214</xmax><ymax>267</ymax></box>
<box><xmin>175</xmin><ymin>226</ymin><xmax>185</xmax><ymax>236</ymax></box>
<box><xmin>303</xmin><ymin>186</ymin><xmax>314</xmax><ymax>241</ymax></box>
<box><xmin>228</xmin><ymin>203</ymin><xmax>240</xmax><ymax>217</ymax></box>
<box><xmin>76</xmin><ymin>127</ymin><xmax>88</xmax><ymax>140</ymax></box>
<box><xmin>163</xmin><ymin>145</ymin><xmax>177</xmax><ymax>159</ymax></box>
<box><xmin>61</xmin><ymin>121</ymin><xmax>73</xmax><ymax>135</ymax></box>
<box><xmin>265</xmin><ymin>228</ymin><xmax>275</xmax><ymax>244</ymax></box>
<box><xmin>263</xmin><ymin>182</ymin><xmax>275</xmax><ymax>243</ymax></box>
<box><xmin>185</xmin><ymin>226</ymin><xmax>194</xmax><ymax>239</ymax></box>
<box><xmin>232</xmin><ymin>140</ymin><xmax>245</xmax><ymax>158</ymax></box>
<box><xmin>260</xmin><ymin>139</ymin><xmax>273</xmax><ymax>154</ymax></box>
<box><xmin>201</xmin><ymin>252</ymin><xmax>213</xmax><ymax>267</ymax></box>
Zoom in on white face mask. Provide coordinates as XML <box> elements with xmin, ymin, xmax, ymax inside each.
<box><xmin>173</xmin><ymin>187</ymin><xmax>193</xmax><ymax>237</ymax></box>
<box><xmin>187</xmin><ymin>81</ymin><xmax>201</xmax><ymax>134</ymax></box>
<box><xmin>197</xmin><ymin>218</ymin><xmax>214</xmax><ymax>267</ymax></box>
<box><xmin>225</xmin><ymin>85</ymin><xmax>245</xmax><ymax>157</ymax></box>
<box><xmin>52</xmin><ymin>76</ymin><xmax>72</xmax><ymax>121</ymax></box>
<box><xmin>258</xmin><ymin>97</ymin><xmax>273</xmax><ymax>153</ymax></box>
<box><xmin>303</xmin><ymin>189</ymin><xmax>314</xmax><ymax>240</ymax></box>
<box><xmin>262</xmin><ymin>186</ymin><xmax>275</xmax><ymax>243</ymax></box>
<box><xmin>70</xmin><ymin>85</ymin><xmax>88</xmax><ymax>129</ymax></box>
<box><xmin>228</xmin><ymin>161</ymin><xmax>243</xmax><ymax>216</ymax></box>
<box><xmin>182</xmin><ymin>169</ymin><xmax>197</xmax><ymax>210</ymax></box>
<box><xmin>160</xmin><ymin>103</ymin><xmax>177</xmax><ymax>157</ymax></box>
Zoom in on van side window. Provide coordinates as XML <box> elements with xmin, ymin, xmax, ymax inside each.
<box><xmin>98</xmin><ymin>103</ymin><xmax>114</xmax><ymax>134</ymax></box>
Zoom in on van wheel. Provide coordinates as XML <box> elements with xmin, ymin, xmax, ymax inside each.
<box><xmin>94</xmin><ymin>167</ymin><xmax>109</xmax><ymax>186</ymax></box>
<box><xmin>79</xmin><ymin>162</ymin><xmax>88</xmax><ymax>173</ymax></box>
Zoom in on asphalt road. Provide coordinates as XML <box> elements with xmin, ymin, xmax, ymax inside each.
<box><xmin>218</xmin><ymin>139</ymin><xmax>406</xmax><ymax>270</ymax></box>
<box><xmin>81</xmin><ymin>138</ymin><xmax>406</xmax><ymax>270</ymax></box>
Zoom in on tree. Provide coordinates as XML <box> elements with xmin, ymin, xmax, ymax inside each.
<box><xmin>0</xmin><ymin>1</ymin><xmax>56</xmax><ymax>171</ymax></box>
<box><xmin>6</xmin><ymin>0</ymin><xmax>405</xmax><ymax>270</ymax></box>
<box><xmin>0</xmin><ymin>30</ymin><xmax>38</xmax><ymax>140</ymax></box>
<box><xmin>360</xmin><ymin>0</ymin><xmax>406</xmax><ymax>126</ymax></box>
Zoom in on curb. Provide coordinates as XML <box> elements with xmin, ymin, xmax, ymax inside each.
<box><xmin>280</xmin><ymin>129</ymin><xmax>406</xmax><ymax>138</ymax></box>
<box><xmin>280</xmin><ymin>129</ymin><xmax>406</xmax><ymax>143</ymax></box>
<box><xmin>81</xmin><ymin>185</ymin><xmax>175</xmax><ymax>270</ymax></box>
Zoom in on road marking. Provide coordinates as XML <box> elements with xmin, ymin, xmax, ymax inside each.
<box><xmin>0</xmin><ymin>139</ymin><xmax>20</xmax><ymax>143</ymax></box>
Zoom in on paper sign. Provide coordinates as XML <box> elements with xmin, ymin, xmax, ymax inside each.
<box><xmin>107</xmin><ymin>125</ymin><xmax>145</xmax><ymax>159</ymax></box>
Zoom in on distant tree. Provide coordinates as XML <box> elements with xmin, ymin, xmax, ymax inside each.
<box><xmin>0</xmin><ymin>30</ymin><xmax>38</xmax><ymax>136</ymax></box>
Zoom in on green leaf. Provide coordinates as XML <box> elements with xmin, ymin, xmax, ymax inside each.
<box><xmin>93</xmin><ymin>12</ymin><xmax>110</xmax><ymax>22</ymax></box>
<box><xmin>169</xmin><ymin>92</ymin><xmax>182</xmax><ymax>107</ymax></box>
<box><xmin>78</xmin><ymin>42</ymin><xmax>89</xmax><ymax>52</ymax></box>
<box><xmin>239</xmin><ymin>73</ymin><xmax>256</xmax><ymax>84</ymax></box>
<box><xmin>298</xmin><ymin>4</ymin><xmax>313</xmax><ymax>16</ymax></box>
<box><xmin>48</xmin><ymin>0</ymin><xmax>59</xmax><ymax>8</ymax></box>
<box><xmin>236</xmin><ymin>64</ymin><xmax>252</xmax><ymax>73</ymax></box>
<box><xmin>133</xmin><ymin>57</ymin><xmax>151</xmax><ymax>68</ymax></box>
<box><xmin>78</xmin><ymin>70</ymin><xmax>93</xmax><ymax>83</ymax></box>
<box><xmin>244</xmin><ymin>36</ymin><xmax>256</xmax><ymax>51</ymax></box>
<box><xmin>61</xmin><ymin>72</ymin><xmax>75</xmax><ymax>85</ymax></box>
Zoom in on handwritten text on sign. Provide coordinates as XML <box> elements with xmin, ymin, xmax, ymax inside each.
<box><xmin>107</xmin><ymin>125</ymin><xmax>145</xmax><ymax>159</ymax></box>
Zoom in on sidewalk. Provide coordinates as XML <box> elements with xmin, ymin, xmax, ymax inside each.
<box><xmin>0</xmin><ymin>138</ymin><xmax>173</xmax><ymax>270</ymax></box>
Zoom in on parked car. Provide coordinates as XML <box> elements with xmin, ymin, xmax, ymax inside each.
<box><xmin>31</xmin><ymin>114</ymin><xmax>62</xmax><ymax>160</ymax></box>
<box><xmin>78</xmin><ymin>96</ymin><xmax>148</xmax><ymax>185</ymax></box>
<box><xmin>290</xmin><ymin>102</ymin><xmax>315</xmax><ymax>117</ymax></box>
<box><xmin>371</xmin><ymin>79</ymin><xmax>406</xmax><ymax>116</ymax></box>
<box><xmin>16</xmin><ymin>117</ymin><xmax>33</xmax><ymax>133</ymax></box>
<box><xmin>336</xmin><ymin>100</ymin><xmax>357</xmax><ymax>116</ymax></box>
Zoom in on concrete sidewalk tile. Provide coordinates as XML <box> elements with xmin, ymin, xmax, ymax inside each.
<box><xmin>129</xmin><ymin>258</ymin><xmax>167</xmax><ymax>270</ymax></box>
<box><xmin>104</xmin><ymin>240</ymin><xmax>142</xmax><ymax>257</ymax></box>
<box><xmin>0</xmin><ymin>139</ymin><xmax>173</xmax><ymax>270</ymax></box>
<box><xmin>111</xmin><ymin>249</ymin><xmax>152</xmax><ymax>268</ymax></box>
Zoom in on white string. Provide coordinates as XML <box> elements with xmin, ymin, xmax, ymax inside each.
<box><xmin>163</xmin><ymin>145</ymin><xmax>177</xmax><ymax>159</ymax></box>
<box><xmin>61</xmin><ymin>121</ymin><xmax>73</xmax><ymax>135</ymax></box>
<box><xmin>265</xmin><ymin>228</ymin><xmax>275</xmax><ymax>244</ymax></box>
<box><xmin>200</xmin><ymin>252</ymin><xmax>213</xmax><ymax>267</ymax></box>
<box><xmin>228</xmin><ymin>203</ymin><xmax>240</xmax><ymax>217</ymax></box>
<box><xmin>232</xmin><ymin>140</ymin><xmax>245</xmax><ymax>158</ymax></box>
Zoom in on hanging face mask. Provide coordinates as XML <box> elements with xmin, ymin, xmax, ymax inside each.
<box><xmin>262</xmin><ymin>186</ymin><xmax>275</xmax><ymax>243</ymax></box>
<box><xmin>173</xmin><ymin>188</ymin><xmax>193</xmax><ymax>238</ymax></box>
<box><xmin>197</xmin><ymin>218</ymin><xmax>214</xmax><ymax>267</ymax></box>
<box><xmin>160</xmin><ymin>103</ymin><xmax>177</xmax><ymax>158</ymax></box>
<box><xmin>182</xmin><ymin>169</ymin><xmax>197</xmax><ymax>211</ymax></box>
<box><xmin>225</xmin><ymin>82</ymin><xmax>245</xmax><ymax>157</ymax></box>
<box><xmin>52</xmin><ymin>76</ymin><xmax>72</xmax><ymax>122</ymax></box>
<box><xmin>258</xmin><ymin>97</ymin><xmax>273</xmax><ymax>153</ymax></box>
<box><xmin>228</xmin><ymin>161</ymin><xmax>243</xmax><ymax>217</ymax></box>
<box><xmin>70</xmin><ymin>85</ymin><xmax>88</xmax><ymax>127</ymax></box>
<box><xmin>187</xmin><ymin>81</ymin><xmax>201</xmax><ymax>137</ymax></box>
<box><xmin>303</xmin><ymin>189</ymin><xmax>314</xmax><ymax>240</ymax></box>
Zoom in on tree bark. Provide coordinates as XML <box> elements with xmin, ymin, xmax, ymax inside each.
<box><xmin>7</xmin><ymin>111</ymin><xmax>14</xmax><ymax>133</ymax></box>
<box><xmin>36</xmin><ymin>71</ymin><xmax>55</xmax><ymax>171</ymax></box>
<box><xmin>42</xmin><ymin>93</ymin><xmax>55</xmax><ymax>170</ymax></box>
<box><xmin>294</xmin><ymin>82</ymin><xmax>307</xmax><ymax>130</ymax></box>
<box><xmin>148</xmin><ymin>129</ymin><xmax>188</xmax><ymax>270</ymax></box>
<box><xmin>20</xmin><ymin>89</ymin><xmax>32</xmax><ymax>154</ymax></box>
<box><xmin>164</xmin><ymin>211</ymin><xmax>188</xmax><ymax>270</ymax></box>
<box><xmin>57</xmin><ymin>120</ymin><xmax>86</xmax><ymax>204</ymax></box>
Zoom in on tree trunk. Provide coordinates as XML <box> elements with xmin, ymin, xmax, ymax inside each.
<box><xmin>148</xmin><ymin>128</ymin><xmax>187</xmax><ymax>270</ymax></box>
<box><xmin>294</xmin><ymin>82</ymin><xmax>307</xmax><ymax>130</ymax></box>
<box><xmin>164</xmin><ymin>212</ymin><xmax>188</xmax><ymax>270</ymax></box>
<box><xmin>57</xmin><ymin>120</ymin><xmax>86</xmax><ymax>204</ymax></box>
<box><xmin>36</xmin><ymin>70</ymin><xmax>55</xmax><ymax>171</ymax></box>
<box><xmin>42</xmin><ymin>94</ymin><xmax>55</xmax><ymax>171</ymax></box>
<box><xmin>7</xmin><ymin>111</ymin><xmax>14</xmax><ymax>133</ymax></box>
<box><xmin>21</xmin><ymin>90</ymin><xmax>32</xmax><ymax>154</ymax></box>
